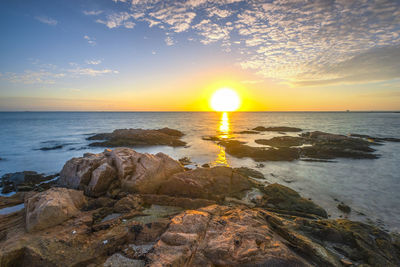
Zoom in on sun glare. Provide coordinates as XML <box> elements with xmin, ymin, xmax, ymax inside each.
<box><xmin>210</xmin><ymin>88</ymin><xmax>241</xmax><ymax>112</ymax></box>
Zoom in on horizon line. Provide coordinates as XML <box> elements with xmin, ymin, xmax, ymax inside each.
<box><xmin>0</xmin><ymin>110</ymin><xmax>399</xmax><ymax>113</ymax></box>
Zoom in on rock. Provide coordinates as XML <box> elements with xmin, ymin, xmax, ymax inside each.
<box><xmin>260</xmin><ymin>183</ymin><xmax>328</xmax><ymax>218</ymax></box>
<box><xmin>110</xmin><ymin>148</ymin><xmax>184</xmax><ymax>193</ymax></box>
<box><xmin>59</xmin><ymin>152</ymin><xmax>108</xmax><ymax>190</ymax></box>
<box><xmin>139</xmin><ymin>194</ymin><xmax>216</xmax><ymax>210</ymax></box>
<box><xmin>157</xmin><ymin>166</ymin><xmax>253</xmax><ymax>201</ymax></box>
<box><xmin>233</xmin><ymin>167</ymin><xmax>265</xmax><ymax>179</ymax></box>
<box><xmin>178</xmin><ymin>157</ymin><xmax>192</xmax><ymax>165</ymax></box>
<box><xmin>114</xmin><ymin>194</ymin><xmax>143</xmax><ymax>213</ymax></box>
<box><xmin>201</xmin><ymin>135</ymin><xmax>222</xmax><ymax>141</ymax></box>
<box><xmin>147</xmin><ymin>205</ymin><xmax>310</xmax><ymax>266</ymax></box>
<box><xmin>1</xmin><ymin>171</ymin><xmax>58</xmax><ymax>194</ymax></box>
<box><xmin>25</xmin><ymin>188</ymin><xmax>87</xmax><ymax>232</ymax></box>
<box><xmin>87</xmin><ymin>163</ymin><xmax>117</xmax><ymax>197</ymax></box>
<box><xmin>349</xmin><ymin>133</ymin><xmax>400</xmax><ymax>143</ymax></box>
<box><xmin>337</xmin><ymin>202</ymin><xmax>351</xmax><ymax>213</ymax></box>
<box><xmin>301</xmin><ymin>131</ymin><xmax>378</xmax><ymax>159</ymax></box>
<box><xmin>103</xmin><ymin>253</ymin><xmax>145</xmax><ymax>267</ymax></box>
<box><xmin>87</xmin><ymin>128</ymin><xmax>186</xmax><ymax>147</ymax></box>
<box><xmin>220</xmin><ymin>140</ymin><xmax>300</xmax><ymax>161</ymax></box>
<box><xmin>236</xmin><ymin>130</ymin><xmax>260</xmax><ymax>134</ymax></box>
<box><xmin>201</xmin><ymin>163</ymin><xmax>210</xmax><ymax>168</ymax></box>
<box><xmin>255</xmin><ymin>136</ymin><xmax>305</xmax><ymax>147</ymax></box>
<box><xmin>156</xmin><ymin>127</ymin><xmax>184</xmax><ymax>137</ymax></box>
<box><xmin>253</xmin><ymin>126</ymin><xmax>302</xmax><ymax>132</ymax></box>
<box><xmin>59</xmin><ymin>148</ymin><xmax>184</xmax><ymax>196</ymax></box>
<box><xmin>269</xmin><ymin>216</ymin><xmax>400</xmax><ymax>266</ymax></box>
<box><xmin>39</xmin><ymin>145</ymin><xmax>63</xmax><ymax>151</ymax></box>
<box><xmin>0</xmin><ymin>192</ymin><xmax>25</xmax><ymax>209</ymax></box>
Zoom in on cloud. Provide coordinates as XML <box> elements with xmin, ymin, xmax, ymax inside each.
<box><xmin>85</xmin><ymin>59</ymin><xmax>102</xmax><ymax>65</ymax></box>
<box><xmin>0</xmin><ymin>61</ymin><xmax>118</xmax><ymax>85</ymax></box>
<box><xmin>89</xmin><ymin>0</ymin><xmax>400</xmax><ymax>85</ymax></box>
<box><xmin>84</xmin><ymin>35</ymin><xmax>96</xmax><ymax>46</ymax></box>
<box><xmin>0</xmin><ymin>70</ymin><xmax>65</xmax><ymax>84</ymax></box>
<box><xmin>35</xmin><ymin>16</ymin><xmax>57</xmax><ymax>26</ymax></box>
<box><xmin>68</xmin><ymin>67</ymin><xmax>118</xmax><ymax>77</ymax></box>
<box><xmin>83</xmin><ymin>10</ymin><xmax>103</xmax><ymax>16</ymax></box>
<box><xmin>293</xmin><ymin>45</ymin><xmax>400</xmax><ymax>86</ymax></box>
<box><xmin>96</xmin><ymin>12</ymin><xmax>135</xmax><ymax>29</ymax></box>
<box><xmin>165</xmin><ymin>36</ymin><xmax>174</xmax><ymax>46</ymax></box>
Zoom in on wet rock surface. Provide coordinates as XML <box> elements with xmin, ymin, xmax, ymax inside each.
<box><xmin>202</xmin><ymin>130</ymin><xmax>385</xmax><ymax>161</ymax></box>
<box><xmin>1</xmin><ymin>171</ymin><xmax>58</xmax><ymax>194</ymax></box>
<box><xmin>1</xmin><ymin>148</ymin><xmax>399</xmax><ymax>266</ymax></box>
<box><xmin>253</xmin><ymin>126</ymin><xmax>303</xmax><ymax>132</ymax></box>
<box><xmin>233</xmin><ymin>166</ymin><xmax>265</xmax><ymax>179</ymax></box>
<box><xmin>219</xmin><ymin>140</ymin><xmax>301</xmax><ymax>161</ymax></box>
<box><xmin>87</xmin><ymin>127</ymin><xmax>186</xmax><ymax>147</ymax></box>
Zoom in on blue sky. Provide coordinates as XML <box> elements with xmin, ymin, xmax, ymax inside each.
<box><xmin>1</xmin><ymin>0</ymin><xmax>400</xmax><ymax>111</ymax></box>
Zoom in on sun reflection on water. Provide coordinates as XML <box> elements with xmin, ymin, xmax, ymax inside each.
<box><xmin>212</xmin><ymin>112</ymin><xmax>232</xmax><ymax>167</ymax></box>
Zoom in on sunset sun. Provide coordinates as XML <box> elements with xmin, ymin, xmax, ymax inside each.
<box><xmin>210</xmin><ymin>88</ymin><xmax>241</xmax><ymax>112</ymax></box>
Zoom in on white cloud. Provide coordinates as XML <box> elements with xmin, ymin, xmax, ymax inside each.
<box><xmin>90</xmin><ymin>0</ymin><xmax>400</xmax><ymax>84</ymax></box>
<box><xmin>84</xmin><ymin>35</ymin><xmax>96</xmax><ymax>46</ymax></box>
<box><xmin>96</xmin><ymin>12</ymin><xmax>135</xmax><ymax>29</ymax></box>
<box><xmin>83</xmin><ymin>10</ymin><xmax>103</xmax><ymax>16</ymax></box>
<box><xmin>165</xmin><ymin>36</ymin><xmax>174</xmax><ymax>46</ymax></box>
<box><xmin>35</xmin><ymin>16</ymin><xmax>58</xmax><ymax>26</ymax></box>
<box><xmin>1</xmin><ymin>70</ymin><xmax>65</xmax><ymax>84</ymax></box>
<box><xmin>68</xmin><ymin>67</ymin><xmax>119</xmax><ymax>77</ymax></box>
<box><xmin>85</xmin><ymin>59</ymin><xmax>102</xmax><ymax>65</ymax></box>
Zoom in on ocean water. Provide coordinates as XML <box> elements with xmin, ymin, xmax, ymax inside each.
<box><xmin>0</xmin><ymin>111</ymin><xmax>399</xmax><ymax>231</ymax></box>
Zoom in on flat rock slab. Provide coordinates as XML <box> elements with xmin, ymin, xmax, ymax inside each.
<box><xmin>88</xmin><ymin>128</ymin><xmax>186</xmax><ymax>147</ymax></box>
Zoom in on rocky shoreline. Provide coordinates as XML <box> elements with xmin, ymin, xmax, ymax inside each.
<box><xmin>1</xmin><ymin>147</ymin><xmax>400</xmax><ymax>266</ymax></box>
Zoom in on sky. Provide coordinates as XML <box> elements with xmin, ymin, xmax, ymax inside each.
<box><xmin>0</xmin><ymin>0</ymin><xmax>400</xmax><ymax>111</ymax></box>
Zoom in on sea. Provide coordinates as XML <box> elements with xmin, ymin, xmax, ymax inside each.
<box><xmin>0</xmin><ymin>111</ymin><xmax>399</xmax><ymax>232</ymax></box>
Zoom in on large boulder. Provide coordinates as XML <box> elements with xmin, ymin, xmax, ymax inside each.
<box><xmin>157</xmin><ymin>166</ymin><xmax>253</xmax><ymax>201</ymax></box>
<box><xmin>147</xmin><ymin>205</ymin><xmax>310</xmax><ymax>266</ymax></box>
<box><xmin>59</xmin><ymin>152</ymin><xmax>109</xmax><ymax>190</ymax></box>
<box><xmin>25</xmin><ymin>188</ymin><xmax>87</xmax><ymax>232</ymax></box>
<box><xmin>110</xmin><ymin>148</ymin><xmax>185</xmax><ymax>193</ymax></box>
<box><xmin>59</xmin><ymin>148</ymin><xmax>184</xmax><ymax>196</ymax></box>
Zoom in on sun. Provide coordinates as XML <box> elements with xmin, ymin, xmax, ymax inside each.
<box><xmin>210</xmin><ymin>88</ymin><xmax>241</xmax><ymax>112</ymax></box>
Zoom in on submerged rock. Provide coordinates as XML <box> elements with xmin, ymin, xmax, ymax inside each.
<box><xmin>25</xmin><ymin>187</ymin><xmax>87</xmax><ymax>232</ymax></box>
<box><xmin>220</xmin><ymin>140</ymin><xmax>301</xmax><ymax>161</ymax></box>
<box><xmin>236</xmin><ymin>130</ymin><xmax>260</xmax><ymax>134</ymax></box>
<box><xmin>349</xmin><ymin>133</ymin><xmax>400</xmax><ymax>143</ymax></box>
<box><xmin>337</xmin><ymin>202</ymin><xmax>351</xmax><ymax>213</ymax></box>
<box><xmin>301</xmin><ymin>131</ymin><xmax>379</xmax><ymax>159</ymax></box>
<box><xmin>87</xmin><ymin>127</ymin><xmax>186</xmax><ymax>147</ymax></box>
<box><xmin>233</xmin><ymin>166</ymin><xmax>265</xmax><ymax>179</ymax></box>
<box><xmin>253</xmin><ymin>126</ymin><xmax>302</xmax><ymax>132</ymax></box>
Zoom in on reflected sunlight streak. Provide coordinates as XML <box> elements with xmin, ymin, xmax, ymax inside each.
<box><xmin>212</xmin><ymin>112</ymin><xmax>231</xmax><ymax>166</ymax></box>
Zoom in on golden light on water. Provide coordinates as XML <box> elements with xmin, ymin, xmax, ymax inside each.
<box><xmin>212</xmin><ymin>111</ymin><xmax>231</xmax><ymax>167</ymax></box>
<box><xmin>210</xmin><ymin>88</ymin><xmax>241</xmax><ymax>112</ymax></box>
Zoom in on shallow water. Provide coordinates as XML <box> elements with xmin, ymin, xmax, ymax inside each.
<box><xmin>0</xmin><ymin>112</ymin><xmax>399</xmax><ymax>231</ymax></box>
